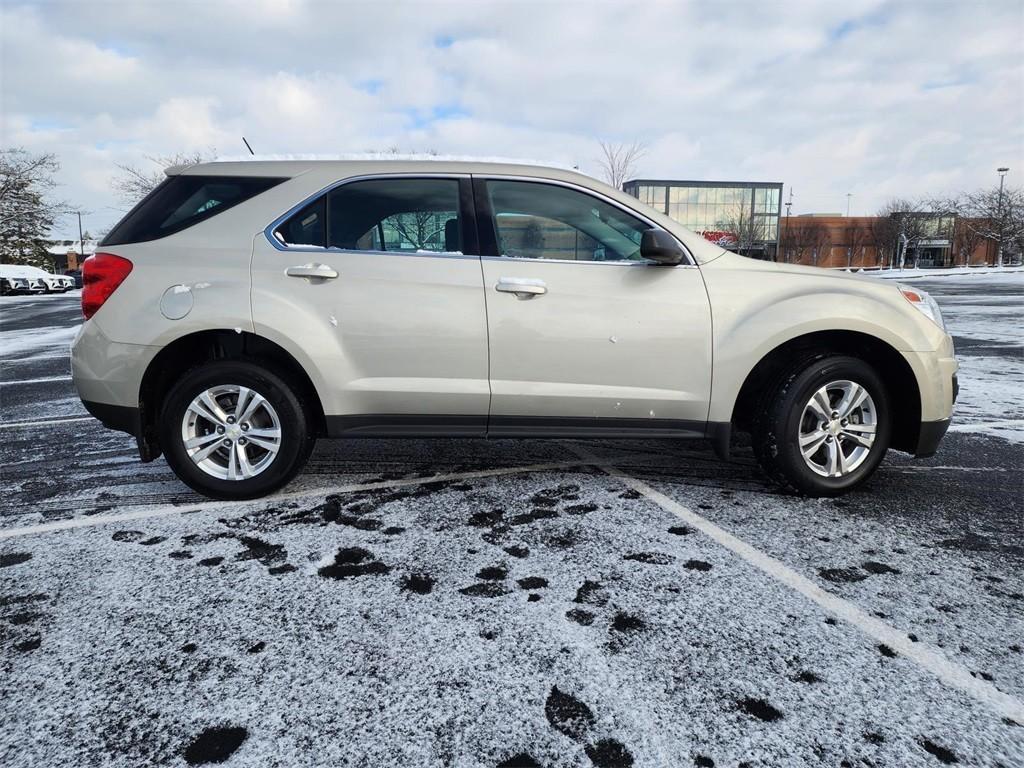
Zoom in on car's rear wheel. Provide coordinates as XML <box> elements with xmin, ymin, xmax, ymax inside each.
<box><xmin>159</xmin><ymin>361</ymin><xmax>314</xmax><ymax>500</ymax></box>
<box><xmin>751</xmin><ymin>355</ymin><xmax>891</xmax><ymax>496</ymax></box>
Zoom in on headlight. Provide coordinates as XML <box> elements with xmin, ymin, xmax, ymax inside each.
<box><xmin>898</xmin><ymin>285</ymin><xmax>944</xmax><ymax>329</ymax></box>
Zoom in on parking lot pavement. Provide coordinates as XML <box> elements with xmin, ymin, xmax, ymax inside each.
<box><xmin>1</xmin><ymin>278</ymin><xmax>1022</xmax><ymax>767</ymax></box>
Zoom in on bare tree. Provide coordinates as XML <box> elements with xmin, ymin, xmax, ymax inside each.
<box><xmin>807</xmin><ymin>220</ymin><xmax>832</xmax><ymax>266</ymax></box>
<box><xmin>932</xmin><ymin>186</ymin><xmax>1024</xmax><ymax>266</ymax></box>
<box><xmin>869</xmin><ymin>213</ymin><xmax>900</xmax><ymax>269</ymax></box>
<box><xmin>596</xmin><ymin>140</ymin><xmax>646</xmax><ymax>190</ymax></box>
<box><xmin>111</xmin><ymin>150</ymin><xmax>214</xmax><ymax>207</ymax></box>
<box><xmin>782</xmin><ymin>220</ymin><xmax>822</xmax><ymax>265</ymax></box>
<box><xmin>0</xmin><ymin>148</ymin><xmax>70</xmax><ymax>267</ymax></box>
<box><xmin>955</xmin><ymin>215</ymin><xmax>989</xmax><ymax>266</ymax></box>
<box><xmin>844</xmin><ymin>220</ymin><xmax>870</xmax><ymax>269</ymax></box>
<box><xmin>716</xmin><ymin>206</ymin><xmax>770</xmax><ymax>257</ymax></box>
<box><xmin>387</xmin><ymin>211</ymin><xmax>454</xmax><ymax>251</ymax></box>
<box><xmin>871</xmin><ymin>198</ymin><xmax>930</xmax><ymax>268</ymax></box>
<box><xmin>928</xmin><ymin>194</ymin><xmax>991</xmax><ymax>265</ymax></box>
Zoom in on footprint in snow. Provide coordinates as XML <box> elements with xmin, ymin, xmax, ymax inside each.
<box><xmin>544</xmin><ymin>686</ymin><xmax>595</xmax><ymax>740</ymax></box>
<box><xmin>402</xmin><ymin>573</ymin><xmax>435</xmax><ymax>595</ymax></box>
<box><xmin>182</xmin><ymin>726</ymin><xmax>248</xmax><ymax>765</ymax></box>
<box><xmin>737</xmin><ymin>697</ymin><xmax>784</xmax><ymax>722</ymax></box>
<box><xmin>0</xmin><ymin>552</ymin><xmax>32</xmax><ymax>568</ymax></box>
<box><xmin>318</xmin><ymin>547</ymin><xmax>390</xmax><ymax>579</ymax></box>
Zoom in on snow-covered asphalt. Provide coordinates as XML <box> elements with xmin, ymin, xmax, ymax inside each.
<box><xmin>1</xmin><ymin>275</ymin><xmax>1022</xmax><ymax>767</ymax></box>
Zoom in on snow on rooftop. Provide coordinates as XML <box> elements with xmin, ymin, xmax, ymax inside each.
<box><xmin>45</xmin><ymin>240</ymin><xmax>96</xmax><ymax>255</ymax></box>
<box><xmin>212</xmin><ymin>152</ymin><xmax>580</xmax><ymax>170</ymax></box>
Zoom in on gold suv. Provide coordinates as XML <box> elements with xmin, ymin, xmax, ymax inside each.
<box><xmin>72</xmin><ymin>160</ymin><xmax>958</xmax><ymax>499</ymax></box>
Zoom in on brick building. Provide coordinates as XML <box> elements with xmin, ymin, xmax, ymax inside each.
<box><xmin>778</xmin><ymin>214</ymin><xmax>999</xmax><ymax>269</ymax></box>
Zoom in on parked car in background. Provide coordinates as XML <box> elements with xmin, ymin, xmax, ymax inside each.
<box><xmin>0</xmin><ymin>264</ymin><xmax>74</xmax><ymax>293</ymax></box>
<box><xmin>0</xmin><ymin>274</ymin><xmax>32</xmax><ymax>295</ymax></box>
<box><xmin>64</xmin><ymin>269</ymin><xmax>83</xmax><ymax>288</ymax></box>
<box><xmin>72</xmin><ymin>159</ymin><xmax>958</xmax><ymax>500</ymax></box>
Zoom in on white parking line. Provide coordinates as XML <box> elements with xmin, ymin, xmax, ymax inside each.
<box><xmin>570</xmin><ymin>447</ymin><xmax>1024</xmax><ymax>724</ymax></box>
<box><xmin>0</xmin><ymin>375</ymin><xmax>73</xmax><ymax>386</ymax></box>
<box><xmin>887</xmin><ymin>465</ymin><xmax>1008</xmax><ymax>472</ymax></box>
<box><xmin>0</xmin><ymin>456</ymin><xmax>618</xmax><ymax>541</ymax></box>
<box><xmin>0</xmin><ymin>416</ymin><xmax>93</xmax><ymax>429</ymax></box>
<box><xmin>948</xmin><ymin>418</ymin><xmax>1024</xmax><ymax>432</ymax></box>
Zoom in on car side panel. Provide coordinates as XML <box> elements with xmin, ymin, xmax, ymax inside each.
<box><xmin>701</xmin><ymin>254</ymin><xmax>957</xmax><ymax>425</ymax></box>
<box><xmin>250</xmin><ymin>242</ymin><xmax>490</xmax><ymax>422</ymax></box>
<box><xmin>480</xmin><ymin>258</ymin><xmax>712</xmax><ymax>423</ymax></box>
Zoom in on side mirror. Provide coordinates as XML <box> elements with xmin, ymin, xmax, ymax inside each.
<box><xmin>640</xmin><ymin>229</ymin><xmax>684</xmax><ymax>265</ymax></box>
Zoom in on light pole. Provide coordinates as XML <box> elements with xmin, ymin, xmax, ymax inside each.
<box><xmin>846</xmin><ymin>193</ymin><xmax>852</xmax><ymax>217</ymax></box>
<box><xmin>77</xmin><ymin>211</ymin><xmax>85</xmax><ymax>271</ymax></box>
<box><xmin>783</xmin><ymin>188</ymin><xmax>793</xmax><ymax>262</ymax></box>
<box><xmin>996</xmin><ymin>167</ymin><xmax>1009</xmax><ymax>267</ymax></box>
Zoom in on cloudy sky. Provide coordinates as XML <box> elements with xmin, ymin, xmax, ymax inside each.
<box><xmin>2</xmin><ymin>0</ymin><xmax>1022</xmax><ymax>236</ymax></box>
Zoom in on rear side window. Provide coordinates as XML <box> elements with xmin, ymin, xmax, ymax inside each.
<box><xmin>102</xmin><ymin>175</ymin><xmax>285</xmax><ymax>246</ymax></box>
<box><xmin>273</xmin><ymin>178</ymin><xmax>462</xmax><ymax>253</ymax></box>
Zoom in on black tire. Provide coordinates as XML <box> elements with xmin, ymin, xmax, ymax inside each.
<box><xmin>750</xmin><ymin>355</ymin><xmax>891</xmax><ymax>496</ymax></box>
<box><xmin>159</xmin><ymin>360</ymin><xmax>314</xmax><ymax>500</ymax></box>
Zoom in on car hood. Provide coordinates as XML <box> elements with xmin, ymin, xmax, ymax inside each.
<box><xmin>701</xmin><ymin>249</ymin><xmax>887</xmax><ymax>287</ymax></box>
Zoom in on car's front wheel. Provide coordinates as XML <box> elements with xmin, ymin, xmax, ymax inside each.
<box><xmin>751</xmin><ymin>355</ymin><xmax>891</xmax><ymax>496</ymax></box>
<box><xmin>159</xmin><ymin>361</ymin><xmax>314</xmax><ymax>500</ymax></box>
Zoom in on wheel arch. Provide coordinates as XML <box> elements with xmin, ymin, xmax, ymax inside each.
<box><xmin>730</xmin><ymin>330</ymin><xmax>922</xmax><ymax>454</ymax></box>
<box><xmin>137</xmin><ymin>329</ymin><xmax>326</xmax><ymax>460</ymax></box>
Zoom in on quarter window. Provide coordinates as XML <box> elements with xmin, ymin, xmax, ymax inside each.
<box><xmin>103</xmin><ymin>175</ymin><xmax>285</xmax><ymax>246</ymax></box>
<box><xmin>486</xmin><ymin>180</ymin><xmax>647</xmax><ymax>262</ymax></box>
<box><xmin>274</xmin><ymin>198</ymin><xmax>325</xmax><ymax>247</ymax></box>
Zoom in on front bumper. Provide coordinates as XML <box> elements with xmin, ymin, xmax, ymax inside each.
<box><xmin>915</xmin><ymin>418</ymin><xmax>950</xmax><ymax>458</ymax></box>
<box><xmin>913</xmin><ymin>371</ymin><xmax>957</xmax><ymax>458</ymax></box>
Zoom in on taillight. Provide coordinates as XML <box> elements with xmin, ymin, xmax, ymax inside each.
<box><xmin>82</xmin><ymin>252</ymin><xmax>133</xmax><ymax>320</ymax></box>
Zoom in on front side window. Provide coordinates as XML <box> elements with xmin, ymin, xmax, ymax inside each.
<box><xmin>486</xmin><ymin>180</ymin><xmax>647</xmax><ymax>262</ymax></box>
<box><xmin>274</xmin><ymin>178</ymin><xmax>463</xmax><ymax>253</ymax></box>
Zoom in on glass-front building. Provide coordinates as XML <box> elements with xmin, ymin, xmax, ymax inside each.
<box><xmin>623</xmin><ymin>179</ymin><xmax>783</xmax><ymax>259</ymax></box>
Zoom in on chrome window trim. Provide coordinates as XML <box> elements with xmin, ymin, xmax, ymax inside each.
<box><xmin>476</xmin><ymin>174</ymin><xmax>697</xmax><ymax>267</ymax></box>
<box><xmin>263</xmin><ymin>173</ymin><xmax>472</xmax><ymax>257</ymax></box>
<box><xmin>478</xmin><ymin>255</ymin><xmax>688</xmax><ymax>268</ymax></box>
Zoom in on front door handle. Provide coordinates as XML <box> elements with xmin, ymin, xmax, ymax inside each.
<box><xmin>285</xmin><ymin>263</ymin><xmax>338</xmax><ymax>281</ymax></box>
<box><xmin>495</xmin><ymin>278</ymin><xmax>547</xmax><ymax>300</ymax></box>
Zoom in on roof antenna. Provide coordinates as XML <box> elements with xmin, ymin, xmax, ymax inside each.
<box><xmin>242</xmin><ymin>136</ymin><xmax>255</xmax><ymax>156</ymax></box>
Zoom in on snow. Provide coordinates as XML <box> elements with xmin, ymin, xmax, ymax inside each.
<box><xmin>911</xmin><ymin>270</ymin><xmax>1024</xmax><ymax>445</ymax></box>
<box><xmin>850</xmin><ymin>265</ymin><xmax>1024</xmax><ymax>281</ymax></box>
<box><xmin>212</xmin><ymin>152</ymin><xmax>578</xmax><ymax>170</ymax></box>
<box><xmin>0</xmin><ymin>290</ymin><xmax>80</xmax><ymax>304</ymax></box>
<box><xmin>0</xmin><ymin>264</ymin><xmax>65</xmax><ymax>279</ymax></box>
<box><xmin>2</xmin><ymin>281</ymin><xmax>1023</xmax><ymax>767</ymax></box>
<box><xmin>0</xmin><ymin>325</ymin><xmax>78</xmax><ymax>359</ymax></box>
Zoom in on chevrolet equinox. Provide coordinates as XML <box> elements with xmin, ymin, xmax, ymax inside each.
<box><xmin>72</xmin><ymin>160</ymin><xmax>958</xmax><ymax>499</ymax></box>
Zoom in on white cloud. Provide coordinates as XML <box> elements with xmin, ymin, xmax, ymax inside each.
<box><xmin>1</xmin><ymin>0</ymin><xmax>1021</xmax><ymax>235</ymax></box>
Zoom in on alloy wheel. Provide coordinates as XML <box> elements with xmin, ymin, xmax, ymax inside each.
<box><xmin>797</xmin><ymin>379</ymin><xmax>878</xmax><ymax>478</ymax></box>
<box><xmin>180</xmin><ymin>385</ymin><xmax>282</xmax><ymax>481</ymax></box>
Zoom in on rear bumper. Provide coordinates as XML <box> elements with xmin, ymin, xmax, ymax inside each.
<box><xmin>71</xmin><ymin>321</ymin><xmax>157</xmax><ymax>408</ymax></box>
<box><xmin>82</xmin><ymin>400</ymin><xmax>141</xmax><ymax>437</ymax></box>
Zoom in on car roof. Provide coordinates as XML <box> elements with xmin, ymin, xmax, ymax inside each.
<box><xmin>171</xmin><ymin>156</ymin><xmax>595</xmax><ymax>185</ymax></box>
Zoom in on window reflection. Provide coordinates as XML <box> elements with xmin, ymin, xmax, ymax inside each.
<box><xmin>625</xmin><ymin>180</ymin><xmax>782</xmax><ymax>258</ymax></box>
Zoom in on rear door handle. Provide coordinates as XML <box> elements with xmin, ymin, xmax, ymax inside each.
<box><xmin>285</xmin><ymin>263</ymin><xmax>338</xmax><ymax>280</ymax></box>
<box><xmin>495</xmin><ymin>278</ymin><xmax>547</xmax><ymax>300</ymax></box>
